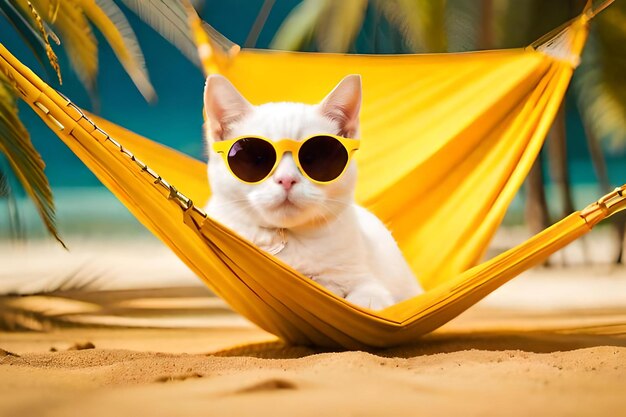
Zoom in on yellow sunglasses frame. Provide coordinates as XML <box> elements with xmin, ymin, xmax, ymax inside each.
<box><xmin>213</xmin><ymin>134</ymin><xmax>360</xmax><ymax>185</ymax></box>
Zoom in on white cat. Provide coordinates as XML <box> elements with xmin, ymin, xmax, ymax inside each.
<box><xmin>203</xmin><ymin>74</ymin><xmax>422</xmax><ymax>310</ymax></box>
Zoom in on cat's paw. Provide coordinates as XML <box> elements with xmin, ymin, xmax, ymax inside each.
<box><xmin>345</xmin><ymin>283</ymin><xmax>395</xmax><ymax>310</ymax></box>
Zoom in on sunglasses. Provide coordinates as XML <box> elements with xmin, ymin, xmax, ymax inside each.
<box><xmin>213</xmin><ymin>134</ymin><xmax>360</xmax><ymax>184</ymax></box>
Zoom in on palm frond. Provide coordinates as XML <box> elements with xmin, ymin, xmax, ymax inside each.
<box><xmin>0</xmin><ymin>0</ymin><xmax>62</xmax><ymax>83</ymax></box>
<box><xmin>0</xmin><ymin>1</ymin><xmax>47</xmax><ymax>50</ymax></box>
<box><xmin>444</xmin><ymin>0</ymin><xmax>481</xmax><ymax>52</ymax></box>
<box><xmin>0</xmin><ymin>162</ymin><xmax>25</xmax><ymax>240</ymax></box>
<box><xmin>118</xmin><ymin>0</ymin><xmax>199</xmax><ymax>65</ymax></box>
<box><xmin>0</xmin><ymin>71</ymin><xmax>63</xmax><ymax>246</ymax></box>
<box><xmin>375</xmin><ymin>0</ymin><xmax>447</xmax><ymax>52</ymax></box>
<box><xmin>47</xmin><ymin>0</ymin><xmax>61</xmax><ymax>22</ymax></box>
<box><xmin>273</xmin><ymin>0</ymin><xmax>452</xmax><ymax>53</ymax></box>
<box><xmin>270</xmin><ymin>0</ymin><xmax>329</xmax><ymax>51</ymax></box>
<box><xmin>25</xmin><ymin>0</ymin><xmax>62</xmax><ymax>82</ymax></box>
<box><xmin>201</xmin><ymin>21</ymin><xmax>239</xmax><ymax>53</ymax></box>
<box><xmin>270</xmin><ymin>0</ymin><xmax>368</xmax><ymax>53</ymax></box>
<box><xmin>16</xmin><ymin>0</ymin><xmax>99</xmax><ymax>96</ymax></box>
<box><xmin>575</xmin><ymin>1</ymin><xmax>626</xmax><ymax>150</ymax></box>
<box><xmin>315</xmin><ymin>0</ymin><xmax>368</xmax><ymax>52</ymax></box>
<box><xmin>82</xmin><ymin>0</ymin><xmax>156</xmax><ymax>102</ymax></box>
<box><xmin>492</xmin><ymin>0</ymin><xmax>533</xmax><ymax>48</ymax></box>
<box><xmin>47</xmin><ymin>0</ymin><xmax>99</xmax><ymax>96</ymax></box>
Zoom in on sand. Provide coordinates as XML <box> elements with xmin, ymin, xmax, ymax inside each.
<box><xmin>2</xmin><ymin>237</ymin><xmax>626</xmax><ymax>416</ymax></box>
<box><xmin>2</xmin><ymin>276</ymin><xmax>626</xmax><ymax>417</ymax></box>
<box><xmin>1</xmin><ymin>327</ymin><xmax>625</xmax><ymax>417</ymax></box>
<box><xmin>1</xmin><ymin>341</ymin><xmax>625</xmax><ymax>417</ymax></box>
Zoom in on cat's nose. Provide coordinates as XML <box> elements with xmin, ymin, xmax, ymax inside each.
<box><xmin>274</xmin><ymin>175</ymin><xmax>299</xmax><ymax>191</ymax></box>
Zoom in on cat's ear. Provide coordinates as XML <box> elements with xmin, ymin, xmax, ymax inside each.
<box><xmin>204</xmin><ymin>75</ymin><xmax>253</xmax><ymax>140</ymax></box>
<box><xmin>319</xmin><ymin>74</ymin><xmax>362</xmax><ymax>138</ymax></box>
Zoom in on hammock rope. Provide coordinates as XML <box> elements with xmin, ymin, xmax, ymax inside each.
<box><xmin>0</xmin><ymin>1</ymin><xmax>623</xmax><ymax>348</ymax></box>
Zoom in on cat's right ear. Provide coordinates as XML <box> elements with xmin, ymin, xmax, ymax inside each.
<box><xmin>204</xmin><ymin>75</ymin><xmax>253</xmax><ymax>141</ymax></box>
<box><xmin>319</xmin><ymin>74</ymin><xmax>362</xmax><ymax>138</ymax></box>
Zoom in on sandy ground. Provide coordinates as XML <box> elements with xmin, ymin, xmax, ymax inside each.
<box><xmin>1</xmin><ymin>272</ymin><xmax>626</xmax><ymax>416</ymax></box>
<box><xmin>1</xmin><ymin>315</ymin><xmax>625</xmax><ymax>417</ymax></box>
<box><xmin>1</xmin><ymin>237</ymin><xmax>626</xmax><ymax>416</ymax></box>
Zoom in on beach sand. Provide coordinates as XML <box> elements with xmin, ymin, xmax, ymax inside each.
<box><xmin>2</xmin><ymin>265</ymin><xmax>626</xmax><ymax>417</ymax></box>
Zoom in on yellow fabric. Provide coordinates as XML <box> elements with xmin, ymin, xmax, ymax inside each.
<box><xmin>201</xmin><ymin>17</ymin><xmax>590</xmax><ymax>290</ymax></box>
<box><xmin>1</xmin><ymin>12</ymin><xmax>622</xmax><ymax>348</ymax></box>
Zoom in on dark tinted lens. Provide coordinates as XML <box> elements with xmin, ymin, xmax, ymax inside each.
<box><xmin>227</xmin><ymin>138</ymin><xmax>276</xmax><ymax>183</ymax></box>
<box><xmin>298</xmin><ymin>136</ymin><xmax>349</xmax><ymax>182</ymax></box>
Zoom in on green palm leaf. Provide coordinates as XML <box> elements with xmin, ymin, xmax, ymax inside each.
<box><xmin>0</xmin><ymin>0</ymin><xmax>62</xmax><ymax>83</ymax></box>
<box><xmin>48</xmin><ymin>1</ymin><xmax>99</xmax><ymax>97</ymax></box>
<box><xmin>315</xmin><ymin>0</ymin><xmax>368</xmax><ymax>52</ymax></box>
<box><xmin>118</xmin><ymin>0</ymin><xmax>200</xmax><ymax>65</ymax></box>
<box><xmin>271</xmin><ymin>0</ymin><xmax>368</xmax><ymax>53</ymax></box>
<box><xmin>85</xmin><ymin>0</ymin><xmax>156</xmax><ymax>102</ymax></box>
<box><xmin>0</xmin><ymin>71</ymin><xmax>63</xmax><ymax>246</ymax></box>
<box><xmin>575</xmin><ymin>1</ymin><xmax>626</xmax><ymax>150</ymax></box>
<box><xmin>375</xmin><ymin>0</ymin><xmax>446</xmax><ymax>52</ymax></box>
<box><xmin>443</xmin><ymin>0</ymin><xmax>480</xmax><ymax>52</ymax></box>
<box><xmin>272</xmin><ymin>0</ymin><xmax>450</xmax><ymax>53</ymax></box>
<box><xmin>270</xmin><ymin>0</ymin><xmax>329</xmax><ymax>51</ymax></box>
<box><xmin>13</xmin><ymin>0</ymin><xmax>99</xmax><ymax>97</ymax></box>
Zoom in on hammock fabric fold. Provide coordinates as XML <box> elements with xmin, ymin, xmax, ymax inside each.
<box><xmin>1</xmin><ymin>6</ymin><xmax>624</xmax><ymax>348</ymax></box>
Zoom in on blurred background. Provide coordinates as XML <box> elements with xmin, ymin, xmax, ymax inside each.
<box><xmin>0</xmin><ymin>0</ymin><xmax>625</xmax><ymax>305</ymax></box>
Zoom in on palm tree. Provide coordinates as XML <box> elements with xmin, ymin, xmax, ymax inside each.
<box><xmin>0</xmin><ymin>0</ymin><xmax>200</xmax><ymax>245</ymax></box>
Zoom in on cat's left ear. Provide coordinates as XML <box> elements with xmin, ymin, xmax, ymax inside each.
<box><xmin>319</xmin><ymin>74</ymin><xmax>362</xmax><ymax>138</ymax></box>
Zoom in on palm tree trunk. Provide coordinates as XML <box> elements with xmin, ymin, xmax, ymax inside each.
<box><xmin>547</xmin><ymin>102</ymin><xmax>586</xmax><ymax>265</ymax></box>
<box><xmin>525</xmin><ymin>150</ymin><xmax>550</xmax><ymax>237</ymax></box>
<box><xmin>583</xmin><ymin>119</ymin><xmax>625</xmax><ymax>263</ymax></box>
<box><xmin>547</xmin><ymin>103</ymin><xmax>575</xmax><ymax>216</ymax></box>
<box><xmin>478</xmin><ymin>0</ymin><xmax>493</xmax><ymax>49</ymax></box>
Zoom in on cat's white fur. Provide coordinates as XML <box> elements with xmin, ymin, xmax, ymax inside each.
<box><xmin>203</xmin><ymin>74</ymin><xmax>422</xmax><ymax>310</ymax></box>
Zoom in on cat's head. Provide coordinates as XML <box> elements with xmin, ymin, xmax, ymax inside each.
<box><xmin>204</xmin><ymin>74</ymin><xmax>362</xmax><ymax>230</ymax></box>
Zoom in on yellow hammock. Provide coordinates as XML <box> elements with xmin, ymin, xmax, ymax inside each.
<box><xmin>1</xmin><ymin>5</ymin><xmax>624</xmax><ymax>349</ymax></box>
